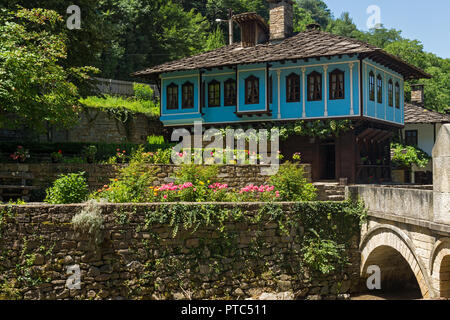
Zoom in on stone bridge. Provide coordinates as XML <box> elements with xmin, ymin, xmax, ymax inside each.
<box><xmin>347</xmin><ymin>124</ymin><xmax>450</xmax><ymax>299</ymax></box>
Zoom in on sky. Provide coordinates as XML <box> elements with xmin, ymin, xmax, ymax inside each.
<box><xmin>323</xmin><ymin>0</ymin><xmax>450</xmax><ymax>58</ymax></box>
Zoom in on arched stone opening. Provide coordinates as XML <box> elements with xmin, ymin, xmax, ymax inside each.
<box><xmin>439</xmin><ymin>255</ymin><xmax>450</xmax><ymax>298</ymax></box>
<box><xmin>362</xmin><ymin>245</ymin><xmax>422</xmax><ymax>298</ymax></box>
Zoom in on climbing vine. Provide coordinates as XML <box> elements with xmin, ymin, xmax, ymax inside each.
<box><xmin>216</xmin><ymin>119</ymin><xmax>354</xmax><ymax>142</ymax></box>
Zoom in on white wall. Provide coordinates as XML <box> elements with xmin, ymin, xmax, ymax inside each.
<box><xmin>402</xmin><ymin>123</ymin><xmax>442</xmax><ymax>156</ymax></box>
<box><xmin>402</xmin><ymin>123</ymin><xmax>443</xmax><ymax>179</ymax></box>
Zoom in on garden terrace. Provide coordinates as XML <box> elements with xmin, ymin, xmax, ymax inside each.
<box><xmin>0</xmin><ymin>163</ymin><xmax>311</xmax><ymax>202</ymax></box>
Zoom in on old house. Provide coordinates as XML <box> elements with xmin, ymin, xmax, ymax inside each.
<box><xmin>401</xmin><ymin>85</ymin><xmax>450</xmax><ymax>183</ymax></box>
<box><xmin>134</xmin><ymin>0</ymin><xmax>430</xmax><ymax>183</ymax></box>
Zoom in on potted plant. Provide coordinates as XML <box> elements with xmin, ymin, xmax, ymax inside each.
<box><xmin>116</xmin><ymin>149</ymin><xmax>127</xmax><ymax>164</ymax></box>
<box><xmin>83</xmin><ymin>145</ymin><xmax>98</xmax><ymax>164</ymax></box>
<box><xmin>391</xmin><ymin>143</ymin><xmax>430</xmax><ymax>183</ymax></box>
<box><xmin>10</xmin><ymin>146</ymin><xmax>30</xmax><ymax>163</ymax></box>
<box><xmin>292</xmin><ymin>152</ymin><xmax>302</xmax><ymax>163</ymax></box>
<box><xmin>51</xmin><ymin>150</ymin><xmax>63</xmax><ymax>163</ymax></box>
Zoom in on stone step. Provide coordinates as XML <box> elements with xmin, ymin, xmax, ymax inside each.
<box><xmin>325</xmin><ymin>189</ymin><xmax>345</xmax><ymax>194</ymax></box>
<box><xmin>327</xmin><ymin>195</ymin><xmax>346</xmax><ymax>201</ymax></box>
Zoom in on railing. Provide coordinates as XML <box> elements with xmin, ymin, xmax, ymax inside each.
<box><xmin>347</xmin><ymin>185</ymin><xmax>434</xmax><ymax>222</ymax></box>
<box><xmin>94</xmin><ymin>77</ymin><xmax>160</xmax><ymax>97</ymax></box>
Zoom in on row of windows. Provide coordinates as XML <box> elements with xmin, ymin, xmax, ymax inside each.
<box><xmin>166</xmin><ymin>69</ymin><xmax>347</xmax><ymax>109</ymax></box>
<box><xmin>167</xmin><ymin>80</ymin><xmax>237</xmax><ymax>110</ymax></box>
<box><xmin>368</xmin><ymin>71</ymin><xmax>401</xmax><ymax>108</ymax></box>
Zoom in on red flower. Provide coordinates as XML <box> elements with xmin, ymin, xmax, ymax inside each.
<box><xmin>58</xmin><ymin>150</ymin><xmax>62</xmax><ymax>154</ymax></box>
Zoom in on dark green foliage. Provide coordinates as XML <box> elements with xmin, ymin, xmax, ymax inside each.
<box><xmin>173</xmin><ymin>164</ymin><xmax>219</xmax><ymax>186</ymax></box>
<box><xmin>45</xmin><ymin>172</ymin><xmax>89</xmax><ymax>204</ymax></box>
<box><xmin>0</xmin><ymin>141</ymin><xmax>176</xmax><ymax>163</ymax></box>
<box><xmin>269</xmin><ymin>162</ymin><xmax>317</xmax><ymax>201</ymax></box>
<box><xmin>143</xmin><ymin>200</ymin><xmax>366</xmax><ymax>275</ymax></box>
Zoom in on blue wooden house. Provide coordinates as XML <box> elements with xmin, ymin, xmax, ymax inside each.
<box><xmin>134</xmin><ymin>0</ymin><xmax>430</xmax><ymax>183</ymax></box>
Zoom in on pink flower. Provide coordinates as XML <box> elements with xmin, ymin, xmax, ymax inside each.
<box><xmin>163</xmin><ymin>195</ymin><xmax>168</xmax><ymax>199</ymax></box>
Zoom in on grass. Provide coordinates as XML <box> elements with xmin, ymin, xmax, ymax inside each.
<box><xmin>80</xmin><ymin>95</ymin><xmax>160</xmax><ymax>117</ymax></box>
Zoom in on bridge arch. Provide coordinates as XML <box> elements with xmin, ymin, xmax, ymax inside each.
<box><xmin>430</xmin><ymin>238</ymin><xmax>450</xmax><ymax>298</ymax></box>
<box><xmin>360</xmin><ymin>225</ymin><xmax>436</xmax><ymax>298</ymax></box>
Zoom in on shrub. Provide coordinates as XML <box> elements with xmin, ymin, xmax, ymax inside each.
<box><xmin>83</xmin><ymin>145</ymin><xmax>98</xmax><ymax>163</ymax></box>
<box><xmin>147</xmin><ymin>135</ymin><xmax>165</xmax><ymax>145</ymax></box>
<box><xmin>302</xmin><ymin>229</ymin><xmax>345</xmax><ymax>275</ymax></box>
<box><xmin>269</xmin><ymin>162</ymin><xmax>317</xmax><ymax>201</ymax></box>
<box><xmin>94</xmin><ymin>147</ymin><xmax>158</xmax><ymax>203</ymax></box>
<box><xmin>45</xmin><ymin>172</ymin><xmax>89</xmax><ymax>204</ymax></box>
<box><xmin>173</xmin><ymin>164</ymin><xmax>219</xmax><ymax>186</ymax></box>
<box><xmin>72</xmin><ymin>200</ymin><xmax>104</xmax><ymax>244</ymax></box>
<box><xmin>391</xmin><ymin>142</ymin><xmax>430</xmax><ymax>168</ymax></box>
<box><xmin>62</xmin><ymin>157</ymin><xmax>86</xmax><ymax>164</ymax></box>
<box><xmin>134</xmin><ymin>83</ymin><xmax>154</xmax><ymax>101</ymax></box>
<box><xmin>143</xmin><ymin>148</ymin><xmax>172</xmax><ymax>164</ymax></box>
<box><xmin>10</xmin><ymin>146</ymin><xmax>30</xmax><ymax>163</ymax></box>
<box><xmin>236</xmin><ymin>184</ymin><xmax>281</xmax><ymax>202</ymax></box>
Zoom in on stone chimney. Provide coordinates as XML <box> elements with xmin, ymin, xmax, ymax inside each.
<box><xmin>411</xmin><ymin>84</ymin><xmax>425</xmax><ymax>106</ymax></box>
<box><xmin>268</xmin><ymin>0</ymin><xmax>294</xmax><ymax>41</ymax></box>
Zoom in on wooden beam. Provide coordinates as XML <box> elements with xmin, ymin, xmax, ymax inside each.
<box><xmin>364</xmin><ymin>129</ymin><xmax>382</xmax><ymax>143</ymax></box>
<box><xmin>378</xmin><ymin>132</ymin><xmax>393</xmax><ymax>143</ymax></box>
<box><xmin>357</xmin><ymin>128</ymin><xmax>373</xmax><ymax>142</ymax></box>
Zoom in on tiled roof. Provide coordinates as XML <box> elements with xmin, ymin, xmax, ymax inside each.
<box><xmin>133</xmin><ymin>29</ymin><xmax>430</xmax><ymax>80</ymax></box>
<box><xmin>404</xmin><ymin>103</ymin><xmax>450</xmax><ymax>124</ymax></box>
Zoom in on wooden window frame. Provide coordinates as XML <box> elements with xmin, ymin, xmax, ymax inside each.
<box><xmin>376</xmin><ymin>74</ymin><xmax>383</xmax><ymax>104</ymax></box>
<box><xmin>388</xmin><ymin>79</ymin><xmax>394</xmax><ymax>107</ymax></box>
<box><xmin>369</xmin><ymin>71</ymin><xmax>375</xmax><ymax>101</ymax></box>
<box><xmin>329</xmin><ymin>69</ymin><xmax>345</xmax><ymax>100</ymax></box>
<box><xmin>405</xmin><ymin>130</ymin><xmax>418</xmax><ymax>147</ymax></box>
<box><xmin>208</xmin><ymin>80</ymin><xmax>221</xmax><ymax>107</ymax></box>
<box><xmin>181</xmin><ymin>81</ymin><xmax>194</xmax><ymax>109</ymax></box>
<box><xmin>224</xmin><ymin>78</ymin><xmax>236</xmax><ymax>106</ymax></box>
<box><xmin>166</xmin><ymin>83</ymin><xmax>179</xmax><ymax>110</ymax></box>
<box><xmin>286</xmin><ymin>73</ymin><xmax>301</xmax><ymax>103</ymax></box>
<box><xmin>307</xmin><ymin>71</ymin><xmax>322</xmax><ymax>101</ymax></box>
<box><xmin>245</xmin><ymin>75</ymin><xmax>259</xmax><ymax>105</ymax></box>
<box><xmin>395</xmin><ymin>82</ymin><xmax>400</xmax><ymax>109</ymax></box>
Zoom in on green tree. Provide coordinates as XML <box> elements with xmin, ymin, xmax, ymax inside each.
<box><xmin>326</xmin><ymin>12</ymin><xmax>364</xmax><ymax>39</ymax></box>
<box><xmin>293</xmin><ymin>5</ymin><xmax>315</xmax><ymax>32</ymax></box>
<box><xmin>97</xmin><ymin>0</ymin><xmax>210</xmax><ymax>80</ymax></box>
<box><xmin>295</xmin><ymin>0</ymin><xmax>331</xmax><ymax>29</ymax></box>
<box><xmin>0</xmin><ymin>0</ymin><xmax>113</xmax><ymax>70</ymax></box>
<box><xmin>385</xmin><ymin>40</ymin><xmax>450</xmax><ymax>113</ymax></box>
<box><xmin>0</xmin><ymin>7</ymin><xmax>98</xmax><ymax>131</ymax></box>
<box><xmin>205</xmin><ymin>25</ymin><xmax>226</xmax><ymax>51</ymax></box>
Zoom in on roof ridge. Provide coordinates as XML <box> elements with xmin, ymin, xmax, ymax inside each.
<box><xmin>133</xmin><ymin>28</ymin><xmax>430</xmax><ymax>79</ymax></box>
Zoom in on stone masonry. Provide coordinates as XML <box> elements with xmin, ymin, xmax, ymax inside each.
<box><xmin>268</xmin><ymin>0</ymin><xmax>294</xmax><ymax>40</ymax></box>
<box><xmin>0</xmin><ymin>203</ymin><xmax>360</xmax><ymax>300</ymax></box>
<box><xmin>347</xmin><ymin>124</ymin><xmax>450</xmax><ymax>298</ymax></box>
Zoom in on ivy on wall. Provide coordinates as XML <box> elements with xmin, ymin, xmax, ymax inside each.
<box><xmin>0</xmin><ymin>200</ymin><xmax>367</xmax><ymax>300</ymax></box>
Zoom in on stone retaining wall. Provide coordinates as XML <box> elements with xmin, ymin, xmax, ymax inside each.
<box><xmin>0</xmin><ymin>203</ymin><xmax>360</xmax><ymax>300</ymax></box>
<box><xmin>0</xmin><ymin>108</ymin><xmax>164</xmax><ymax>144</ymax></box>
